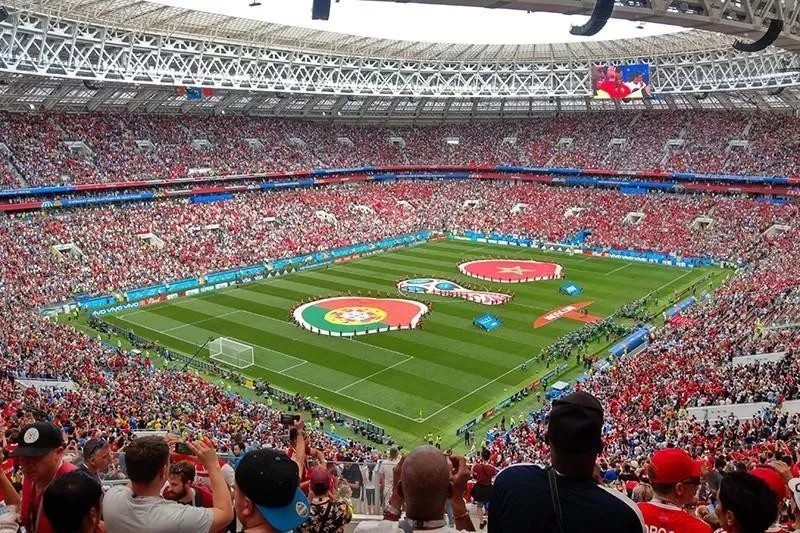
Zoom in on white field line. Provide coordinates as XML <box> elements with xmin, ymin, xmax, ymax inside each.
<box><xmin>235</xmin><ymin>309</ymin><xmax>416</xmax><ymax>364</ymax></box>
<box><xmin>160</xmin><ymin>310</ymin><xmax>241</xmax><ymax>333</ymax></box>
<box><xmin>117</xmin><ymin>310</ymin><xmax>305</xmax><ymax>365</ymax></box>
<box><xmin>605</xmin><ymin>262</ymin><xmax>635</xmax><ymax>276</ymax></box>
<box><xmin>279</xmin><ymin>360</ymin><xmax>308</xmax><ymax>374</ymax></box>
<box><xmin>336</xmin><ymin>356</ymin><xmax>414</xmax><ymax>393</ymax></box>
<box><xmin>654</xmin><ymin>269</ymin><xmax>693</xmax><ymax>294</ymax></box>
<box><xmin>420</xmin><ymin>351</ymin><xmax>541</xmax><ymax>423</ymax></box>
<box><xmin>119</xmin><ymin>312</ymin><xmax>423</xmax><ymax>422</ymax></box>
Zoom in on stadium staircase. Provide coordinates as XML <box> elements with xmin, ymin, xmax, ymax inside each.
<box><xmin>0</xmin><ymin>143</ymin><xmax>27</xmax><ymax>188</ymax></box>
<box><xmin>627</xmin><ymin>112</ymin><xmax>643</xmax><ymax>129</ymax></box>
<box><xmin>7</xmin><ymin>159</ymin><xmax>27</xmax><ymax>188</ymax></box>
<box><xmin>741</xmin><ymin>117</ymin><xmax>755</xmax><ymax>138</ymax></box>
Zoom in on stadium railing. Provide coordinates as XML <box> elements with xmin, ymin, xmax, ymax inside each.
<box><xmin>70</xmin><ymin>453</ymin><xmax>390</xmax><ymax>517</ymax></box>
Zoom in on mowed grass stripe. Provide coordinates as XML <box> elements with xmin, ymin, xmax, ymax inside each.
<box><xmin>147</xmin><ymin>298</ymin><xmax>503</xmax><ymax>409</ymax></box>
<box><xmin>105</xmin><ymin>239</ymin><xmax>720</xmax><ymax>444</ymax></box>
<box><xmin>120</xmin><ymin>307</ymin><xmax>466</xmax><ymax>412</ymax></box>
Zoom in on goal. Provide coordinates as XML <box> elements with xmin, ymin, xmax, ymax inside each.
<box><xmin>208</xmin><ymin>338</ymin><xmax>254</xmax><ymax>369</ymax></box>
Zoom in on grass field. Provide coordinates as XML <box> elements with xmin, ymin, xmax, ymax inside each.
<box><xmin>101</xmin><ymin>239</ymin><xmax>718</xmax><ymax>448</ymax></box>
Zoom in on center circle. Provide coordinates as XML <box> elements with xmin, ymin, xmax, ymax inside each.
<box><xmin>324</xmin><ymin>306</ymin><xmax>388</xmax><ymax>325</ymax></box>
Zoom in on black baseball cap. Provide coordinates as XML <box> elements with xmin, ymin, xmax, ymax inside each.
<box><xmin>546</xmin><ymin>391</ymin><xmax>604</xmax><ymax>454</ymax></box>
<box><xmin>235</xmin><ymin>449</ymin><xmax>310</xmax><ymax>532</ymax></box>
<box><xmin>9</xmin><ymin>422</ymin><xmax>64</xmax><ymax>457</ymax></box>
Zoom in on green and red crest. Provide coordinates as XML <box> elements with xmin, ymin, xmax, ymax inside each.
<box><xmin>293</xmin><ymin>297</ymin><xmax>429</xmax><ymax>336</ymax></box>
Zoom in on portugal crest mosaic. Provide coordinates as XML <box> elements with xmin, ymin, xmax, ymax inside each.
<box><xmin>294</xmin><ymin>297</ymin><xmax>429</xmax><ymax>336</ymax></box>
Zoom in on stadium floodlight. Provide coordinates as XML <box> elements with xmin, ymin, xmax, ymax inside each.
<box><xmin>209</xmin><ymin>337</ymin><xmax>255</xmax><ymax>369</ymax></box>
<box><xmin>570</xmin><ymin>0</ymin><xmax>615</xmax><ymax>36</ymax></box>
<box><xmin>733</xmin><ymin>19</ymin><xmax>783</xmax><ymax>52</ymax></box>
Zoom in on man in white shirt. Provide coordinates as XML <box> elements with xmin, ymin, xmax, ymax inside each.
<box><xmin>355</xmin><ymin>445</ymin><xmax>475</xmax><ymax>532</ymax></box>
<box><xmin>380</xmin><ymin>448</ymin><xmax>399</xmax><ymax>509</ymax></box>
<box><xmin>103</xmin><ymin>436</ymin><xmax>233</xmax><ymax>533</ymax></box>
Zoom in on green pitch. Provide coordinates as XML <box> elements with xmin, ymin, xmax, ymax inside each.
<box><xmin>103</xmin><ymin>240</ymin><xmax>717</xmax><ymax>447</ymax></box>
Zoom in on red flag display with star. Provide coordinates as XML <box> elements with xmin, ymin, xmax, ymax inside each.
<box><xmin>458</xmin><ymin>259</ymin><xmax>563</xmax><ymax>283</ymax></box>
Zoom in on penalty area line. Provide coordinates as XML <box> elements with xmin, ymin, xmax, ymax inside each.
<box><xmin>335</xmin><ymin>356</ymin><xmax>414</xmax><ymax>393</ymax></box>
<box><xmin>146</xmin><ymin>318</ymin><xmax>423</xmax><ymax>423</ymax></box>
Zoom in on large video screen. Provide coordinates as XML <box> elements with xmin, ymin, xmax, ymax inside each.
<box><xmin>591</xmin><ymin>63</ymin><xmax>651</xmax><ymax>100</ymax></box>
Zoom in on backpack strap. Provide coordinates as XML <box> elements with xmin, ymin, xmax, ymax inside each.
<box><xmin>548</xmin><ymin>467</ymin><xmax>565</xmax><ymax>533</ymax></box>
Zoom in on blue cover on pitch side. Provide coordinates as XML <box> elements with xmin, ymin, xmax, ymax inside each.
<box><xmin>561</xmin><ymin>282</ymin><xmax>582</xmax><ymax>296</ymax></box>
<box><xmin>474</xmin><ymin>313</ymin><xmax>502</xmax><ymax>331</ymax></box>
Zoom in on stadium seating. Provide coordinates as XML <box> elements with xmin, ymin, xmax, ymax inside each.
<box><xmin>1</xmin><ymin>111</ymin><xmax>800</xmax><ymax>188</ymax></box>
<box><xmin>1</xmin><ymin>113</ymin><xmax>799</xmax><ymax>529</ymax></box>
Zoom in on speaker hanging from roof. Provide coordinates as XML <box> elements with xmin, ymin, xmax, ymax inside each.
<box><xmin>0</xmin><ymin>6</ymin><xmax>9</xmax><ymax>23</ymax></box>
<box><xmin>733</xmin><ymin>19</ymin><xmax>783</xmax><ymax>52</ymax></box>
<box><xmin>569</xmin><ymin>0</ymin><xmax>615</xmax><ymax>36</ymax></box>
<box><xmin>312</xmin><ymin>0</ymin><xmax>331</xmax><ymax>20</ymax></box>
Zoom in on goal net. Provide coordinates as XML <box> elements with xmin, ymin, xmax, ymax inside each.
<box><xmin>208</xmin><ymin>338</ymin><xmax>254</xmax><ymax>369</ymax></box>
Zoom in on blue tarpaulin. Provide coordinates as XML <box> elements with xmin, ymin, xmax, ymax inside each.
<box><xmin>609</xmin><ymin>326</ymin><xmax>654</xmax><ymax>358</ymax></box>
<box><xmin>560</xmin><ymin>282</ymin><xmax>582</xmax><ymax>296</ymax></box>
<box><xmin>664</xmin><ymin>296</ymin><xmax>697</xmax><ymax>319</ymax></box>
<box><xmin>474</xmin><ymin>313</ymin><xmax>502</xmax><ymax>331</ymax></box>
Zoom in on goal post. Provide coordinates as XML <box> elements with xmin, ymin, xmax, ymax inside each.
<box><xmin>208</xmin><ymin>337</ymin><xmax>254</xmax><ymax>369</ymax></box>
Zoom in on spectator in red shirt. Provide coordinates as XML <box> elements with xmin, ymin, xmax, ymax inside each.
<box><xmin>471</xmin><ymin>448</ymin><xmax>497</xmax><ymax>529</ymax></box>
<box><xmin>638</xmin><ymin>448</ymin><xmax>712</xmax><ymax>533</ymax></box>
<box><xmin>6</xmin><ymin>422</ymin><xmax>77</xmax><ymax>533</ymax></box>
<box><xmin>162</xmin><ymin>461</ymin><xmax>213</xmax><ymax>508</ymax></box>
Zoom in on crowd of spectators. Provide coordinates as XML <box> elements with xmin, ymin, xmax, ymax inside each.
<box><xmin>0</xmin><ymin>181</ymin><xmax>796</xmax><ymax>308</ymax></box>
<box><xmin>1</xmin><ymin>110</ymin><xmax>800</xmax><ymax>188</ymax></box>
<box><xmin>0</xmin><ymin>146</ymin><xmax>798</xmax><ymax>529</ymax></box>
<box><xmin>477</xmin><ymin>235</ymin><xmax>800</xmax><ymax>474</ymax></box>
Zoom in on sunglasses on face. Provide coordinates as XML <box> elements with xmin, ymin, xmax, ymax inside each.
<box><xmin>84</xmin><ymin>439</ymin><xmax>108</xmax><ymax>459</ymax></box>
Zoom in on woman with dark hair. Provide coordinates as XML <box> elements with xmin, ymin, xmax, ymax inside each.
<box><xmin>298</xmin><ymin>466</ymin><xmax>352</xmax><ymax>533</ymax></box>
<box><xmin>471</xmin><ymin>448</ymin><xmax>497</xmax><ymax>530</ymax></box>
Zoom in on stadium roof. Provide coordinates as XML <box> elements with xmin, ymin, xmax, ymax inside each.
<box><xmin>7</xmin><ymin>0</ymin><xmax>737</xmax><ymax>60</ymax></box>
<box><xmin>2</xmin><ymin>73</ymin><xmax>799</xmax><ymax>118</ymax></box>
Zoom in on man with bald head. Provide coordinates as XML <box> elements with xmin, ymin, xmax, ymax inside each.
<box><xmin>355</xmin><ymin>445</ymin><xmax>475</xmax><ymax>532</ymax></box>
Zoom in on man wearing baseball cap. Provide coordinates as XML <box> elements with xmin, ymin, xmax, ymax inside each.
<box><xmin>234</xmin><ymin>448</ymin><xmax>311</xmax><ymax>532</ymax></box>
<box><xmin>3</xmin><ymin>421</ymin><xmax>77</xmax><ymax>533</ymax></box>
<box><xmin>638</xmin><ymin>448</ymin><xmax>712</xmax><ymax>533</ymax></box>
<box><xmin>489</xmin><ymin>391</ymin><xmax>646</xmax><ymax>532</ymax></box>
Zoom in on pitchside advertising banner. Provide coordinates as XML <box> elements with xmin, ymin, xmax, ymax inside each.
<box><xmin>80</xmin><ymin>231</ymin><xmax>437</xmax><ymax>313</ymax></box>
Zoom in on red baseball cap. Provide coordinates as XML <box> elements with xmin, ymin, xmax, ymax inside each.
<box><xmin>751</xmin><ymin>467</ymin><xmax>788</xmax><ymax>499</ymax></box>
<box><xmin>648</xmin><ymin>449</ymin><xmax>703</xmax><ymax>485</ymax></box>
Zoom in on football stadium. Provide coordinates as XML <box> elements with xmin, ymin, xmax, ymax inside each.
<box><xmin>1</xmin><ymin>0</ymin><xmax>799</xmax><ymax>530</ymax></box>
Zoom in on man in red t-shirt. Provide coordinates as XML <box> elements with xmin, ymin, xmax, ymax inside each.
<box><xmin>5</xmin><ymin>422</ymin><xmax>77</xmax><ymax>533</ymax></box>
<box><xmin>638</xmin><ymin>448</ymin><xmax>713</xmax><ymax>533</ymax></box>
